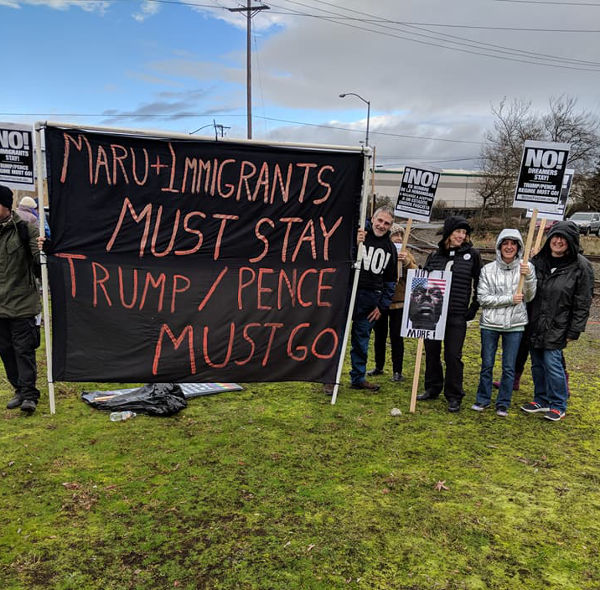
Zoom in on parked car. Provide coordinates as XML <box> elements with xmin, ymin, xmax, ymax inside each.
<box><xmin>567</xmin><ymin>211</ymin><xmax>600</xmax><ymax>235</ymax></box>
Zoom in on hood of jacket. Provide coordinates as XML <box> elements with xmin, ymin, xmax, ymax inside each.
<box><xmin>539</xmin><ymin>220</ymin><xmax>580</xmax><ymax>263</ymax></box>
<box><xmin>495</xmin><ymin>228</ymin><xmax>524</xmax><ymax>269</ymax></box>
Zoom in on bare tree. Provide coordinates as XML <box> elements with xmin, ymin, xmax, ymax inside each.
<box><xmin>478</xmin><ymin>96</ymin><xmax>600</xmax><ymax>219</ymax></box>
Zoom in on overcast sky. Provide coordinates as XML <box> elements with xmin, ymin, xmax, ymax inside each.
<box><xmin>2</xmin><ymin>0</ymin><xmax>599</xmax><ymax>169</ymax></box>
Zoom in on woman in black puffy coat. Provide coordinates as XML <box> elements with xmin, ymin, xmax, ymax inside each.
<box><xmin>416</xmin><ymin>216</ymin><xmax>482</xmax><ymax>412</ymax></box>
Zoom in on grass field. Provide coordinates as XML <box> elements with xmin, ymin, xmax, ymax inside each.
<box><xmin>1</xmin><ymin>325</ymin><xmax>600</xmax><ymax>589</ymax></box>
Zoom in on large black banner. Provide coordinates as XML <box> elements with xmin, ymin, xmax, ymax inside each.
<box><xmin>44</xmin><ymin>126</ymin><xmax>363</xmax><ymax>383</ymax></box>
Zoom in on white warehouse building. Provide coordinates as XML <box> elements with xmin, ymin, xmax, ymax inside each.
<box><xmin>373</xmin><ymin>168</ymin><xmax>485</xmax><ymax>213</ymax></box>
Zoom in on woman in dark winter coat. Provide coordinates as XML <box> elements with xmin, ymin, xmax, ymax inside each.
<box><xmin>417</xmin><ymin>216</ymin><xmax>482</xmax><ymax>412</ymax></box>
<box><xmin>521</xmin><ymin>221</ymin><xmax>594</xmax><ymax>421</ymax></box>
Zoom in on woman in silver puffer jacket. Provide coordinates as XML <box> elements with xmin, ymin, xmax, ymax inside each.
<box><xmin>471</xmin><ymin>229</ymin><xmax>536</xmax><ymax>416</ymax></box>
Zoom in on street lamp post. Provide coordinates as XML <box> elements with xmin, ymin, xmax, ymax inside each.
<box><xmin>339</xmin><ymin>92</ymin><xmax>371</xmax><ymax>147</ymax></box>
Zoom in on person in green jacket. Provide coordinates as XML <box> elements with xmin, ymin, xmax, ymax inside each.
<box><xmin>0</xmin><ymin>185</ymin><xmax>42</xmax><ymax>414</ymax></box>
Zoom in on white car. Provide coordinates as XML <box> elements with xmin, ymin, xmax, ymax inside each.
<box><xmin>567</xmin><ymin>211</ymin><xmax>600</xmax><ymax>235</ymax></box>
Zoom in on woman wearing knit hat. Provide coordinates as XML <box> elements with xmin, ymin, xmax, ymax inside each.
<box><xmin>416</xmin><ymin>215</ymin><xmax>482</xmax><ymax>412</ymax></box>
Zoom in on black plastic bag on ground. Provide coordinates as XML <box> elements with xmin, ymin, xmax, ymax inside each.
<box><xmin>82</xmin><ymin>383</ymin><xmax>187</xmax><ymax>416</ymax></box>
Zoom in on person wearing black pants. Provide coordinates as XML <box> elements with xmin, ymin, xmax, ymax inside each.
<box><xmin>417</xmin><ymin>216</ymin><xmax>482</xmax><ymax>412</ymax></box>
<box><xmin>368</xmin><ymin>224</ymin><xmax>416</xmax><ymax>381</ymax></box>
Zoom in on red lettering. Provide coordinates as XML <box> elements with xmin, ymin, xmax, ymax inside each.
<box><xmin>139</xmin><ymin>272</ymin><xmax>166</xmax><ymax>312</ymax></box>
<box><xmin>213</xmin><ymin>214</ymin><xmax>238</xmax><ymax>260</ymax></box>
<box><xmin>257</xmin><ymin>268</ymin><xmax>275</xmax><ymax>310</ymax></box>
<box><xmin>237</xmin><ymin>267</ymin><xmax>255</xmax><ymax>310</ymax></box>
<box><xmin>94</xmin><ymin>145</ymin><xmax>111</xmax><ymax>185</ymax></box>
<box><xmin>110</xmin><ymin>144</ymin><xmax>129</xmax><ymax>185</ymax></box>
<box><xmin>235</xmin><ymin>323</ymin><xmax>261</xmax><ymax>366</ymax></box>
<box><xmin>291</xmin><ymin>219</ymin><xmax>316</xmax><ymax>262</ymax></box>
<box><xmin>202</xmin><ymin>322</ymin><xmax>235</xmax><ymax>368</ymax></box>
<box><xmin>55</xmin><ymin>253</ymin><xmax>87</xmax><ymax>297</ymax></box>
<box><xmin>171</xmin><ymin>274</ymin><xmax>191</xmax><ymax>313</ymax></box>
<box><xmin>313</xmin><ymin>165</ymin><xmax>334</xmax><ymax>205</ymax></box>
<box><xmin>319</xmin><ymin>216</ymin><xmax>342</xmax><ymax>261</ymax></box>
<box><xmin>317</xmin><ymin>269</ymin><xmax>335</xmax><ymax>307</ymax></box>
<box><xmin>250</xmin><ymin>217</ymin><xmax>273</xmax><ymax>263</ymax></box>
<box><xmin>152</xmin><ymin>324</ymin><xmax>196</xmax><ymax>375</ymax></box>
<box><xmin>262</xmin><ymin>323</ymin><xmax>284</xmax><ymax>366</ymax></box>
<box><xmin>279</xmin><ymin>217</ymin><xmax>302</xmax><ymax>263</ymax></box>
<box><xmin>287</xmin><ymin>323</ymin><xmax>310</xmax><ymax>361</ymax></box>
<box><xmin>311</xmin><ymin>328</ymin><xmax>338</xmax><ymax>359</ymax></box>
<box><xmin>174</xmin><ymin>211</ymin><xmax>206</xmax><ymax>256</ymax></box>
<box><xmin>150</xmin><ymin>206</ymin><xmax>180</xmax><ymax>257</ymax></box>
<box><xmin>91</xmin><ymin>261</ymin><xmax>112</xmax><ymax>307</ymax></box>
<box><xmin>106</xmin><ymin>197</ymin><xmax>153</xmax><ymax>257</ymax></box>
<box><xmin>198</xmin><ymin>267</ymin><xmax>228</xmax><ymax>311</ymax></box>
<box><xmin>236</xmin><ymin>160</ymin><xmax>257</xmax><ymax>201</ymax></box>
<box><xmin>118</xmin><ymin>266</ymin><xmax>138</xmax><ymax>309</ymax></box>
<box><xmin>297</xmin><ymin>269</ymin><xmax>317</xmax><ymax>307</ymax></box>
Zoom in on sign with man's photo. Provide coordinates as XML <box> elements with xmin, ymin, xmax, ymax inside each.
<box><xmin>401</xmin><ymin>269</ymin><xmax>452</xmax><ymax>340</ymax></box>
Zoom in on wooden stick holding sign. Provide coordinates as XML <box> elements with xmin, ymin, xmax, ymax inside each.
<box><xmin>409</xmin><ymin>338</ymin><xmax>424</xmax><ymax>413</ymax></box>
<box><xmin>516</xmin><ymin>209</ymin><xmax>538</xmax><ymax>295</ymax></box>
<box><xmin>533</xmin><ymin>218</ymin><xmax>546</xmax><ymax>254</ymax></box>
<box><xmin>400</xmin><ymin>218</ymin><xmax>413</xmax><ymax>253</ymax></box>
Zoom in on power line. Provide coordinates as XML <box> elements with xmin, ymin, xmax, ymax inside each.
<box><xmin>269</xmin><ymin>0</ymin><xmax>600</xmax><ymax>71</ymax></box>
<box><xmin>265</xmin><ymin>12</ymin><xmax>600</xmax><ymax>32</ymax></box>
<box><xmin>0</xmin><ymin>112</ymin><xmax>484</xmax><ymax>145</ymax></box>
<box><xmin>494</xmin><ymin>0</ymin><xmax>600</xmax><ymax>5</ymax></box>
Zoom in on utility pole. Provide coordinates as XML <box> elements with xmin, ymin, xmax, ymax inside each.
<box><xmin>228</xmin><ymin>2</ymin><xmax>270</xmax><ymax>140</ymax></box>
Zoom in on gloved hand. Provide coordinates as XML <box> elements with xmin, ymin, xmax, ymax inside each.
<box><xmin>465</xmin><ymin>302</ymin><xmax>479</xmax><ymax>321</ymax></box>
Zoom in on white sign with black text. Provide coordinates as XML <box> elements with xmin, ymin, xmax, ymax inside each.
<box><xmin>513</xmin><ymin>140</ymin><xmax>570</xmax><ymax>210</ymax></box>
<box><xmin>0</xmin><ymin>122</ymin><xmax>35</xmax><ymax>191</ymax></box>
<box><xmin>394</xmin><ymin>166</ymin><xmax>440</xmax><ymax>222</ymax></box>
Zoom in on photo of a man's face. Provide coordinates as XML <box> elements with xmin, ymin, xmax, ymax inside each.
<box><xmin>408</xmin><ymin>280</ymin><xmax>444</xmax><ymax>330</ymax></box>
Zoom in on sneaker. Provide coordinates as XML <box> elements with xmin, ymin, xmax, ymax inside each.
<box><xmin>520</xmin><ymin>401</ymin><xmax>550</xmax><ymax>414</ymax></box>
<box><xmin>6</xmin><ymin>396</ymin><xmax>23</xmax><ymax>410</ymax></box>
<box><xmin>20</xmin><ymin>399</ymin><xmax>37</xmax><ymax>414</ymax></box>
<box><xmin>496</xmin><ymin>407</ymin><xmax>508</xmax><ymax>417</ymax></box>
<box><xmin>391</xmin><ymin>372</ymin><xmax>405</xmax><ymax>382</ymax></box>
<box><xmin>544</xmin><ymin>409</ymin><xmax>565</xmax><ymax>421</ymax></box>
<box><xmin>447</xmin><ymin>400</ymin><xmax>461</xmax><ymax>413</ymax></box>
<box><xmin>471</xmin><ymin>402</ymin><xmax>490</xmax><ymax>412</ymax></box>
<box><xmin>350</xmin><ymin>380</ymin><xmax>380</xmax><ymax>391</ymax></box>
<box><xmin>367</xmin><ymin>368</ymin><xmax>384</xmax><ymax>377</ymax></box>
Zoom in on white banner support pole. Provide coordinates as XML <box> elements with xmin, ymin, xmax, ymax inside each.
<box><xmin>331</xmin><ymin>148</ymin><xmax>372</xmax><ymax>405</ymax></box>
<box><xmin>34</xmin><ymin>123</ymin><xmax>55</xmax><ymax>414</ymax></box>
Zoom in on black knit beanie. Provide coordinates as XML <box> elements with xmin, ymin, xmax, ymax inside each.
<box><xmin>0</xmin><ymin>185</ymin><xmax>14</xmax><ymax>209</ymax></box>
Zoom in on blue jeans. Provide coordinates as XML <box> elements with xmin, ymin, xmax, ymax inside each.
<box><xmin>530</xmin><ymin>348</ymin><xmax>569</xmax><ymax>413</ymax></box>
<box><xmin>349</xmin><ymin>289</ymin><xmax>379</xmax><ymax>385</ymax></box>
<box><xmin>475</xmin><ymin>329</ymin><xmax>522</xmax><ymax>410</ymax></box>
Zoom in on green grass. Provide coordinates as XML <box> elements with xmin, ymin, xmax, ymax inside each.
<box><xmin>1</xmin><ymin>327</ymin><xmax>600</xmax><ymax>589</ymax></box>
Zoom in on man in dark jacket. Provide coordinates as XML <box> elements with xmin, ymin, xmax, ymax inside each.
<box><xmin>0</xmin><ymin>185</ymin><xmax>42</xmax><ymax>414</ymax></box>
<box><xmin>521</xmin><ymin>221</ymin><xmax>594</xmax><ymax>421</ymax></box>
<box><xmin>417</xmin><ymin>216</ymin><xmax>482</xmax><ymax>411</ymax></box>
<box><xmin>349</xmin><ymin>206</ymin><xmax>398</xmax><ymax>390</ymax></box>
